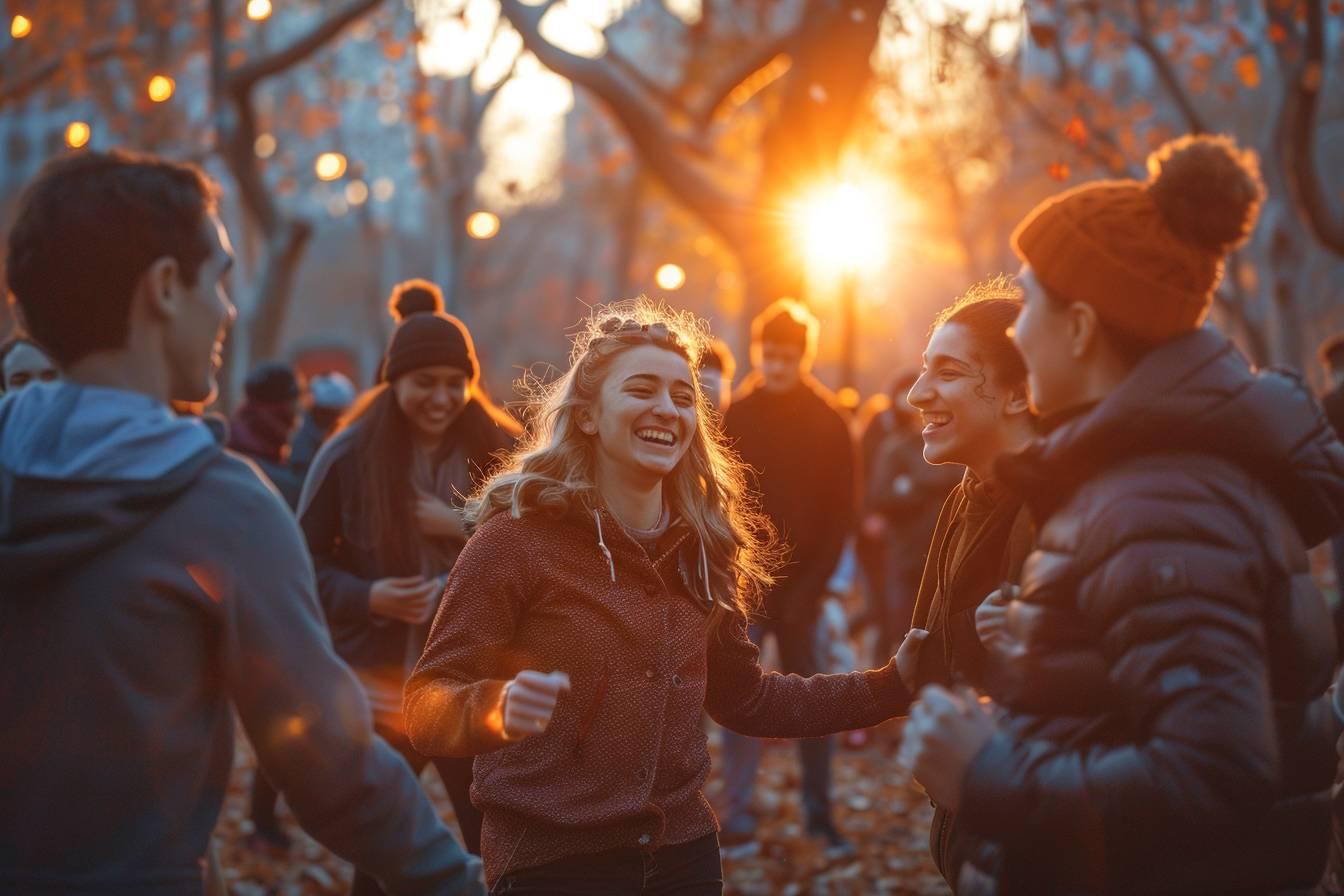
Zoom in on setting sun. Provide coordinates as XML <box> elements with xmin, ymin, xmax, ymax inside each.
<box><xmin>791</xmin><ymin>181</ymin><xmax>891</xmax><ymax>278</ymax></box>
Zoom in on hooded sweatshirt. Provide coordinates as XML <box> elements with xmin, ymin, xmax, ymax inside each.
<box><xmin>0</xmin><ymin>382</ymin><xmax>481</xmax><ymax>896</ymax></box>
<box><xmin>953</xmin><ymin>327</ymin><xmax>1344</xmax><ymax>894</ymax></box>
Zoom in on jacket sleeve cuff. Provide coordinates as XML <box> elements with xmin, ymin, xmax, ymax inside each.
<box><xmin>864</xmin><ymin>659</ymin><xmax>912</xmax><ymax>718</ymax></box>
<box><xmin>957</xmin><ymin>730</ymin><xmax>1020</xmax><ymax>839</ymax></box>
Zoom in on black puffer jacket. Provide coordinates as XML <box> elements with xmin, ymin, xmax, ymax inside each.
<box><xmin>954</xmin><ymin>327</ymin><xmax>1344</xmax><ymax>895</ymax></box>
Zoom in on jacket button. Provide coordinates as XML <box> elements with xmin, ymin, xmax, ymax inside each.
<box><xmin>637</xmin><ymin>768</ymin><xmax>649</xmax><ymax>781</ymax></box>
<box><xmin>638</xmin><ymin>833</ymin><xmax>651</xmax><ymax>846</ymax></box>
<box><xmin>645</xmin><ymin>669</ymin><xmax>656</xmax><ymax>679</ymax></box>
<box><xmin>671</xmin><ymin>674</ymin><xmax>682</xmax><ymax>687</ymax></box>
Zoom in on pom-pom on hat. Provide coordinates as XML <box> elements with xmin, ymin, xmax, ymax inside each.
<box><xmin>1012</xmin><ymin>134</ymin><xmax>1265</xmax><ymax>346</ymax></box>
<box><xmin>387</xmin><ymin>278</ymin><xmax>445</xmax><ymax>322</ymax></box>
<box><xmin>381</xmin><ymin>312</ymin><xmax>478</xmax><ymax>383</ymax></box>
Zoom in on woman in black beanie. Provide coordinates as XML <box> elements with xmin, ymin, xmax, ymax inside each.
<box><xmin>298</xmin><ymin>312</ymin><xmax>520</xmax><ymax>893</ymax></box>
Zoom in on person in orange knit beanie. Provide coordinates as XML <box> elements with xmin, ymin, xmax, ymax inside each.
<box><xmin>898</xmin><ymin>134</ymin><xmax>1344</xmax><ymax>895</ymax></box>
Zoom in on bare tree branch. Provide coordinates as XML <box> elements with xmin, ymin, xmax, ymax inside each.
<box><xmin>498</xmin><ymin>0</ymin><xmax>747</xmax><ymax>244</ymax></box>
<box><xmin>1284</xmin><ymin>0</ymin><xmax>1344</xmax><ymax>254</ymax></box>
<box><xmin>0</xmin><ymin>37</ymin><xmax>149</xmax><ymax>108</ymax></box>
<box><xmin>229</xmin><ymin>0</ymin><xmax>385</xmax><ymax>93</ymax></box>
<box><xmin>951</xmin><ymin>23</ymin><xmax>1133</xmax><ymax>176</ymax></box>
<box><xmin>603</xmin><ymin>43</ymin><xmax>694</xmax><ymax>119</ymax></box>
<box><xmin>689</xmin><ymin>33</ymin><xmax>793</xmax><ymax>127</ymax></box>
<box><xmin>1128</xmin><ymin>0</ymin><xmax>1208</xmax><ymax>134</ymax></box>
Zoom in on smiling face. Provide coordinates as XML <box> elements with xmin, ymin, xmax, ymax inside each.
<box><xmin>907</xmin><ymin>321</ymin><xmax>1024</xmax><ymax>477</ymax></box>
<box><xmin>393</xmin><ymin>364</ymin><xmax>471</xmax><ymax>440</ymax></box>
<box><xmin>2</xmin><ymin>341</ymin><xmax>59</xmax><ymax>392</ymax></box>
<box><xmin>164</xmin><ymin>214</ymin><xmax>236</xmax><ymax>404</ymax></box>
<box><xmin>587</xmin><ymin>344</ymin><xmax>698</xmax><ymax>487</ymax></box>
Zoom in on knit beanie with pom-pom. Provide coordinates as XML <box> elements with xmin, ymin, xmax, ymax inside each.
<box><xmin>1011</xmin><ymin>134</ymin><xmax>1266</xmax><ymax>346</ymax></box>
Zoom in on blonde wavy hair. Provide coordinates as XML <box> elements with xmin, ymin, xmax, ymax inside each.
<box><xmin>468</xmin><ymin>299</ymin><xmax>779</xmax><ymax>624</ymax></box>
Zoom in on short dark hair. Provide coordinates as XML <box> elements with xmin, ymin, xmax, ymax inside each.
<box><xmin>699</xmin><ymin>337</ymin><xmax>736</xmax><ymax>381</ymax></box>
<box><xmin>6</xmin><ymin>149</ymin><xmax>218</xmax><ymax>367</ymax></box>
<box><xmin>932</xmin><ymin>276</ymin><xmax>1027</xmax><ymax>387</ymax></box>
<box><xmin>1319</xmin><ymin>333</ymin><xmax>1344</xmax><ymax>372</ymax></box>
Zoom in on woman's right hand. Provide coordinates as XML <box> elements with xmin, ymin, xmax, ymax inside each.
<box><xmin>500</xmin><ymin>670</ymin><xmax>571</xmax><ymax>740</ymax></box>
<box><xmin>368</xmin><ymin>575</ymin><xmax>440</xmax><ymax>624</ymax></box>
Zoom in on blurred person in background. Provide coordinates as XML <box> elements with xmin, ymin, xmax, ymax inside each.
<box><xmin>717</xmin><ymin>298</ymin><xmax>857</xmax><ymax>858</ymax></box>
<box><xmin>289</xmin><ymin>370</ymin><xmax>357</xmax><ymax>481</ymax></box>
<box><xmin>0</xmin><ymin>334</ymin><xmax>59</xmax><ymax>393</ymax></box>
<box><xmin>227</xmin><ymin>360</ymin><xmax>303</xmax><ymax>508</ymax></box>
<box><xmin>698</xmin><ymin>336</ymin><xmax>735</xmax><ymax>415</ymax></box>
<box><xmin>300</xmin><ymin>310</ymin><xmax>521</xmax><ymax>892</ymax></box>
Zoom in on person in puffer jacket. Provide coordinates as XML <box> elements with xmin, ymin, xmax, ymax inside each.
<box><xmin>902</xmin><ymin>133</ymin><xmax>1344</xmax><ymax>895</ymax></box>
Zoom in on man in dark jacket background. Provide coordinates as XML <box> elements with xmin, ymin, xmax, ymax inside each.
<box><xmin>717</xmin><ymin>298</ymin><xmax>857</xmax><ymax>857</ymax></box>
<box><xmin>904</xmin><ymin>135</ymin><xmax>1344</xmax><ymax>894</ymax></box>
<box><xmin>0</xmin><ymin>150</ymin><xmax>482</xmax><ymax>895</ymax></box>
<box><xmin>228</xmin><ymin>360</ymin><xmax>304</xmax><ymax>509</ymax></box>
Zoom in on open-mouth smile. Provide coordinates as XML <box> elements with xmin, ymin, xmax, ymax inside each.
<box><xmin>922</xmin><ymin>412</ymin><xmax>952</xmax><ymax>434</ymax></box>
<box><xmin>636</xmin><ymin>427</ymin><xmax>677</xmax><ymax>447</ymax></box>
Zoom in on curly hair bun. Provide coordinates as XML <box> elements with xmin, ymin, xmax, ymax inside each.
<box><xmin>1145</xmin><ymin>134</ymin><xmax>1265</xmax><ymax>255</ymax></box>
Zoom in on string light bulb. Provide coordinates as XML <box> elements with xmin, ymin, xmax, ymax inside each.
<box><xmin>246</xmin><ymin>0</ymin><xmax>272</xmax><ymax>21</ymax></box>
<box><xmin>11</xmin><ymin>15</ymin><xmax>32</xmax><ymax>39</ymax></box>
<box><xmin>314</xmin><ymin>152</ymin><xmax>347</xmax><ymax>181</ymax></box>
<box><xmin>147</xmin><ymin>75</ymin><xmax>175</xmax><ymax>103</ymax></box>
<box><xmin>65</xmin><ymin>121</ymin><xmax>91</xmax><ymax>149</ymax></box>
<box><xmin>655</xmin><ymin>263</ymin><xmax>686</xmax><ymax>291</ymax></box>
<box><xmin>466</xmin><ymin>211</ymin><xmax>500</xmax><ymax>240</ymax></box>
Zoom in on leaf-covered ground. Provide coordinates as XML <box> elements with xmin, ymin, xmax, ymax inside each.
<box><xmin>213</xmin><ymin>718</ymin><xmax>949</xmax><ymax>895</ymax></box>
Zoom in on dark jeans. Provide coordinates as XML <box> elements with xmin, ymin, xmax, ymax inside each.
<box><xmin>494</xmin><ymin>833</ymin><xmax>722</xmax><ymax>895</ymax></box>
<box><xmin>350</xmin><ymin>723</ymin><xmax>482</xmax><ymax>896</ymax></box>
<box><xmin>718</xmin><ymin>620</ymin><xmax>833</xmax><ymax>832</ymax></box>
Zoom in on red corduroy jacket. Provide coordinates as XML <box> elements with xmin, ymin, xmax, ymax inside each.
<box><xmin>404</xmin><ymin>505</ymin><xmax>909</xmax><ymax>885</ymax></box>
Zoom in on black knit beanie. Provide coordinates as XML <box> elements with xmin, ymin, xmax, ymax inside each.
<box><xmin>244</xmin><ymin>361</ymin><xmax>301</xmax><ymax>403</ymax></box>
<box><xmin>757</xmin><ymin>307</ymin><xmax>810</xmax><ymax>349</ymax></box>
<box><xmin>382</xmin><ymin>312</ymin><xmax>478</xmax><ymax>383</ymax></box>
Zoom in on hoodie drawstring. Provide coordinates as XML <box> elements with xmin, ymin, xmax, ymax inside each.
<box><xmin>593</xmin><ymin>509</ymin><xmax>616</xmax><ymax>583</ymax></box>
<box><xmin>698</xmin><ymin>539</ymin><xmax>714</xmax><ymax>609</ymax></box>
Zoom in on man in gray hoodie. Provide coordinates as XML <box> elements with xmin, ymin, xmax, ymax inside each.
<box><xmin>0</xmin><ymin>150</ymin><xmax>483</xmax><ymax>895</ymax></box>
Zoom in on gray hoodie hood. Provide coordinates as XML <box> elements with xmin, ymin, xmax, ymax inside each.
<box><xmin>0</xmin><ymin>381</ymin><xmax>221</xmax><ymax>589</ymax></box>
